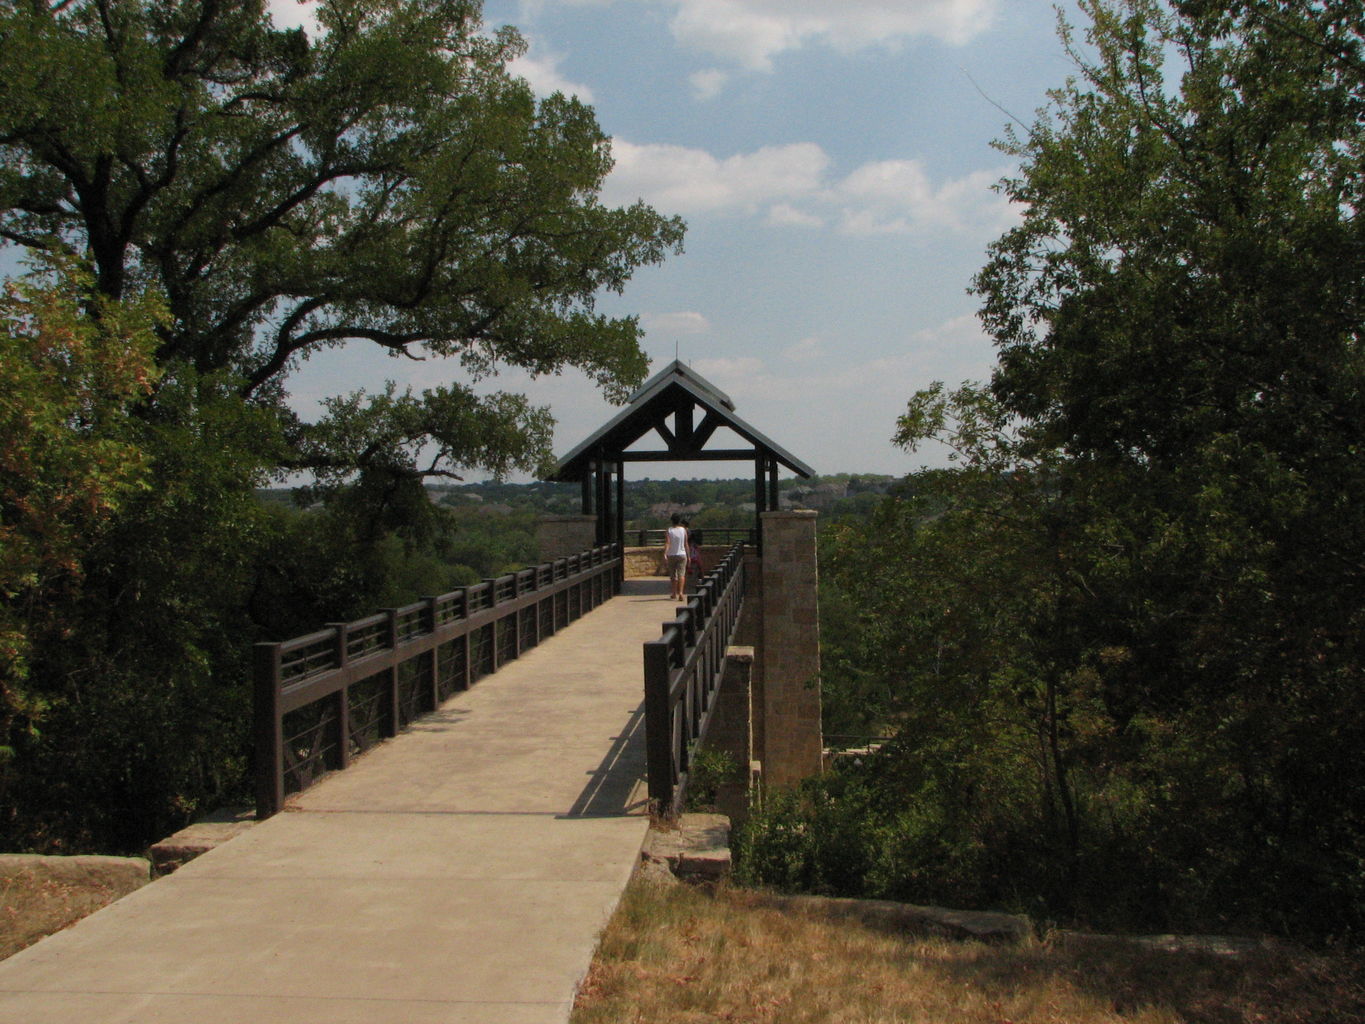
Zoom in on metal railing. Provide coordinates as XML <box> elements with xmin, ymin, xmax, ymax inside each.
<box><xmin>630</xmin><ymin>527</ymin><xmax>756</xmax><ymax>547</ymax></box>
<box><xmin>253</xmin><ymin>544</ymin><xmax>622</xmax><ymax>818</ymax></box>
<box><xmin>642</xmin><ymin>541</ymin><xmax>748</xmax><ymax>815</ymax></box>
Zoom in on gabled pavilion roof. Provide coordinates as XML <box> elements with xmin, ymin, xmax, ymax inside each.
<box><xmin>550</xmin><ymin>360</ymin><xmax>814</xmax><ymax>481</ymax></box>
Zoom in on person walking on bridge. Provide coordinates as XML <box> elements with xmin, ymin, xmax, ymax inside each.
<box><xmin>665</xmin><ymin>513</ymin><xmax>689</xmax><ymax>602</ymax></box>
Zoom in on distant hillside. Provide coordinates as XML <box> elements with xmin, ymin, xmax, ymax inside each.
<box><xmin>426</xmin><ymin>474</ymin><xmax>900</xmax><ymax>526</ymax></box>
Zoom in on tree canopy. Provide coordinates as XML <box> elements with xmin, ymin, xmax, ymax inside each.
<box><xmin>0</xmin><ymin>0</ymin><xmax>683</xmax><ymax>483</ymax></box>
<box><xmin>747</xmin><ymin>0</ymin><xmax>1365</xmax><ymax>940</ymax></box>
<box><xmin>0</xmin><ymin>0</ymin><xmax>683</xmax><ymax>852</ymax></box>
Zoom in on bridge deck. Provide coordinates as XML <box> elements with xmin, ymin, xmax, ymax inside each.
<box><xmin>0</xmin><ymin>579</ymin><xmax>674</xmax><ymax>1024</ymax></box>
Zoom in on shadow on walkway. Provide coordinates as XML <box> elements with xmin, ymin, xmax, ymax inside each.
<box><xmin>563</xmin><ymin>704</ymin><xmax>648</xmax><ymax>819</ymax></box>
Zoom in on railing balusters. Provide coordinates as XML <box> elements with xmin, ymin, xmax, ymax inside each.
<box><xmin>255</xmin><ymin>543</ymin><xmax>622</xmax><ymax>819</ymax></box>
<box><xmin>641</xmin><ymin>540</ymin><xmax>748</xmax><ymax>815</ymax></box>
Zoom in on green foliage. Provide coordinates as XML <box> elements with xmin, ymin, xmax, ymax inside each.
<box><xmin>975</xmin><ymin>0</ymin><xmax>1365</xmax><ymax>939</ymax></box>
<box><xmin>7</xmin><ymin>358</ymin><xmax>282</xmax><ymax>850</ymax></box>
<box><xmin>684</xmin><ymin>746</ymin><xmax>739</xmax><ymax>810</ymax></box>
<box><xmin>793</xmin><ymin>2</ymin><xmax>1365</xmax><ymax>941</ymax></box>
<box><xmin>735</xmin><ymin>766</ymin><xmax>882</xmax><ymax>898</ymax></box>
<box><xmin>0</xmin><ymin>0</ymin><xmax>684</xmax><ymax>852</ymax></box>
<box><xmin>0</xmin><ymin>257</ymin><xmax>162</xmax><ymax>772</ymax></box>
<box><xmin>0</xmin><ymin>0</ymin><xmax>683</xmax><ymax>484</ymax></box>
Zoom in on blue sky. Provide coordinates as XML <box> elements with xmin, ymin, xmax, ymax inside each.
<box><xmin>275</xmin><ymin>1</ymin><xmax>1087</xmax><ymax>480</ymax></box>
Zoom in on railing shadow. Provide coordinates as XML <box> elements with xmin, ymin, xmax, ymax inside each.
<box><xmin>620</xmin><ymin>577</ymin><xmax>672</xmax><ymax>599</ymax></box>
<box><xmin>560</xmin><ymin>704</ymin><xmax>650</xmax><ymax>819</ymax></box>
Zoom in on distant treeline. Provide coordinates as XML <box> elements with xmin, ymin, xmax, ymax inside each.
<box><xmin>261</xmin><ymin>473</ymin><xmax>897</xmax><ymax>535</ymax></box>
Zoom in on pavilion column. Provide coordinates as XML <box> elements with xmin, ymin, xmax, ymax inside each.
<box><xmin>580</xmin><ymin>472</ymin><xmax>593</xmax><ymax>517</ymax></box>
<box><xmin>753</xmin><ymin>455</ymin><xmax>766</xmax><ymax>549</ymax></box>
<box><xmin>614</xmin><ymin>460</ymin><xmax>626</xmax><ymax>564</ymax></box>
<box><xmin>594</xmin><ymin>456</ymin><xmax>613</xmax><ymax>546</ymax></box>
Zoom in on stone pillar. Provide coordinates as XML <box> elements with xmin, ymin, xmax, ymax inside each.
<box><xmin>734</xmin><ymin>547</ymin><xmax>764</xmax><ymax>768</ymax></box>
<box><xmin>536</xmin><ymin>515</ymin><xmax>598</xmax><ymax>562</ymax></box>
<box><xmin>707</xmin><ymin>646</ymin><xmax>755</xmax><ymax>826</ymax></box>
<box><xmin>758</xmin><ymin>510</ymin><xmax>822</xmax><ymax>789</ymax></box>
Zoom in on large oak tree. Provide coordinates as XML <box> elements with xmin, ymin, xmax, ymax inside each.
<box><xmin>0</xmin><ymin>0</ymin><xmax>683</xmax><ymax>483</ymax></box>
<box><xmin>0</xmin><ymin>0</ymin><xmax>683</xmax><ymax>850</ymax></box>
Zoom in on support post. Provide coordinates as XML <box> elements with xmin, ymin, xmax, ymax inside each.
<box><xmin>253</xmin><ymin>642</ymin><xmax>285</xmax><ymax>820</ymax></box>
<box><xmin>425</xmin><ymin>597</ymin><xmax>441</xmax><ymax>709</ymax></box>
<box><xmin>753</xmin><ymin>455</ymin><xmax>766</xmax><ymax>553</ymax></box>
<box><xmin>328</xmin><ymin>622</ymin><xmax>351</xmax><ymax>769</ymax></box>
<box><xmin>383</xmin><ymin>609</ymin><xmax>400</xmax><ymax>737</ymax></box>
<box><xmin>643</xmin><ymin>641</ymin><xmax>674</xmax><ymax>808</ymax></box>
<box><xmin>758</xmin><ymin>510</ymin><xmax>822</xmax><ymax>790</ymax></box>
<box><xmin>615</xmin><ymin>460</ymin><xmax>626</xmax><ymax>583</ymax></box>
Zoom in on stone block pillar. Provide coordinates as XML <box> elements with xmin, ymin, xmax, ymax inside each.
<box><xmin>708</xmin><ymin>646</ymin><xmax>755</xmax><ymax>826</ymax></box>
<box><xmin>758</xmin><ymin>510</ymin><xmax>822</xmax><ymax>789</ymax></box>
<box><xmin>537</xmin><ymin>515</ymin><xmax>598</xmax><ymax>562</ymax></box>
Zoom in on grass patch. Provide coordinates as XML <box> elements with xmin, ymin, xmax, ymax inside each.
<box><xmin>1</xmin><ymin>870</ymin><xmax>122</xmax><ymax>960</ymax></box>
<box><xmin>573</xmin><ymin>877</ymin><xmax>1365</xmax><ymax>1024</ymax></box>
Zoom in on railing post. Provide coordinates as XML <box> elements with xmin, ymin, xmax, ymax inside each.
<box><xmin>484</xmin><ymin>580</ymin><xmax>501</xmax><ymax>674</ymax></box>
<box><xmin>328</xmin><ymin>623</ymin><xmax>352</xmax><ymax>769</ymax></box>
<box><xmin>425</xmin><ymin>597</ymin><xmax>441</xmax><ymax>709</ymax></box>
<box><xmin>643</xmin><ymin>640</ymin><xmax>675</xmax><ymax>809</ymax></box>
<box><xmin>383</xmin><ymin>609</ymin><xmax>400</xmax><ymax>737</ymax></box>
<box><xmin>254</xmin><ymin>642</ymin><xmax>284</xmax><ymax>820</ymax></box>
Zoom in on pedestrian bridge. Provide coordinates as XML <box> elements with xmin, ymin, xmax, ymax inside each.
<box><xmin>0</xmin><ymin>573</ymin><xmax>676</xmax><ymax>1024</ymax></box>
<box><xmin>0</xmin><ymin>358</ymin><xmax>823</xmax><ymax>1023</ymax></box>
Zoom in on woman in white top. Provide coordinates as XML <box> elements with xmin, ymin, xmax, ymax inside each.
<box><xmin>665</xmin><ymin>513</ymin><xmax>689</xmax><ymax>602</ymax></box>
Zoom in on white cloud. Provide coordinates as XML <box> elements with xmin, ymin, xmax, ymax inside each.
<box><xmin>783</xmin><ymin>336</ymin><xmax>823</xmax><ymax>361</ymax></box>
<box><xmin>767</xmin><ymin>203</ymin><xmax>824</xmax><ymax>228</ymax></box>
<box><xmin>508</xmin><ymin>49</ymin><xmax>596</xmax><ymax>101</ymax></box>
<box><xmin>605</xmin><ymin>137</ymin><xmax>1013</xmax><ymax>238</ymax></box>
<box><xmin>643</xmin><ymin>311</ymin><xmax>712</xmax><ymax>335</ymax></box>
<box><xmin>834</xmin><ymin>161</ymin><xmax>1015</xmax><ymax>236</ymax></box>
<box><xmin>267</xmin><ymin>0</ymin><xmax>319</xmax><ymax>33</ymax></box>
<box><xmin>689</xmin><ymin>68</ymin><xmax>731</xmax><ymax>100</ymax></box>
<box><xmin>687</xmin><ymin>314</ymin><xmax>994</xmax><ymax>408</ymax></box>
<box><xmin>603</xmin><ymin>140</ymin><xmax>829</xmax><ymax>213</ymax></box>
<box><xmin>668</xmin><ymin>0</ymin><xmax>997</xmax><ymax>72</ymax></box>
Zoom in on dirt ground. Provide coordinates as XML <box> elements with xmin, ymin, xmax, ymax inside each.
<box><xmin>1</xmin><ymin>858</ymin><xmax>148</xmax><ymax>960</ymax></box>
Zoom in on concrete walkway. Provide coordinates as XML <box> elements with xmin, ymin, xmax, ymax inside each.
<box><xmin>0</xmin><ymin>579</ymin><xmax>675</xmax><ymax>1024</ymax></box>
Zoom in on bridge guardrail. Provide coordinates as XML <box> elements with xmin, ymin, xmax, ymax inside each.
<box><xmin>630</xmin><ymin>527</ymin><xmax>756</xmax><ymax>547</ymax></box>
<box><xmin>642</xmin><ymin>540</ymin><xmax>747</xmax><ymax>815</ymax></box>
<box><xmin>254</xmin><ymin>543</ymin><xmax>622</xmax><ymax>819</ymax></box>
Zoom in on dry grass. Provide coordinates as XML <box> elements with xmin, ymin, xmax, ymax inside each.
<box><xmin>0</xmin><ymin>871</ymin><xmax>122</xmax><ymax>960</ymax></box>
<box><xmin>572</xmin><ymin>878</ymin><xmax>1365</xmax><ymax>1024</ymax></box>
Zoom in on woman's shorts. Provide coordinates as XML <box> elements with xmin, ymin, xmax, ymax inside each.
<box><xmin>666</xmin><ymin>554</ymin><xmax>687</xmax><ymax>580</ymax></box>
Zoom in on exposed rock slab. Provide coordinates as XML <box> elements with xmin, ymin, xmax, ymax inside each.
<box><xmin>147</xmin><ymin>806</ymin><xmax>255</xmax><ymax>875</ymax></box>
<box><xmin>1053</xmin><ymin>930</ymin><xmax>1273</xmax><ymax>957</ymax></box>
<box><xmin>753</xmin><ymin>892</ymin><xmax>1032</xmax><ymax>944</ymax></box>
<box><xmin>642</xmin><ymin>813</ymin><xmax>732</xmax><ymax>881</ymax></box>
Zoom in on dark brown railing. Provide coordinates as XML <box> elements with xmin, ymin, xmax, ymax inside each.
<box><xmin>254</xmin><ymin>544</ymin><xmax>622</xmax><ymax>818</ymax></box>
<box><xmin>642</xmin><ymin>541</ymin><xmax>747</xmax><ymax>815</ymax></box>
<box><xmin>631</xmin><ymin>527</ymin><xmax>756</xmax><ymax>547</ymax></box>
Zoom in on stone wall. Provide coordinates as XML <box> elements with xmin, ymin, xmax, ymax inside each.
<box><xmin>622</xmin><ymin>545</ymin><xmax>731</xmax><ymax>579</ymax></box>
<box><xmin>705</xmin><ymin>647</ymin><xmax>755</xmax><ymax>825</ymax></box>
